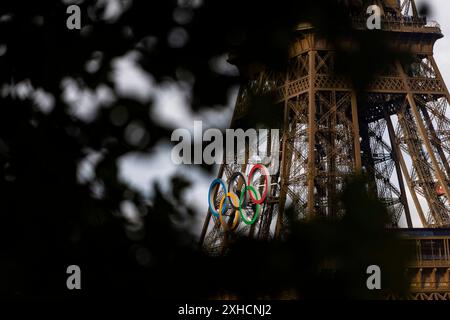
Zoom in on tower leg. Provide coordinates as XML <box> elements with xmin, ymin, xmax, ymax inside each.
<box><xmin>307</xmin><ymin>50</ymin><xmax>317</xmax><ymax>217</ymax></box>
<box><xmin>275</xmin><ymin>97</ymin><xmax>294</xmax><ymax>238</ymax></box>
<box><xmin>351</xmin><ymin>91</ymin><xmax>362</xmax><ymax>172</ymax></box>
<box><xmin>398</xmin><ymin>62</ymin><xmax>450</xmax><ymax>225</ymax></box>
<box><xmin>385</xmin><ymin>113</ymin><xmax>414</xmax><ymax>228</ymax></box>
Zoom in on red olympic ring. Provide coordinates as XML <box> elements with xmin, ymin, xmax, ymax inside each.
<box><xmin>247</xmin><ymin>164</ymin><xmax>271</xmax><ymax>205</ymax></box>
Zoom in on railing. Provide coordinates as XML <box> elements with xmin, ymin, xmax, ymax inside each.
<box><xmin>351</xmin><ymin>15</ymin><xmax>441</xmax><ymax>34</ymax></box>
<box><xmin>410</xmin><ymin>259</ymin><xmax>450</xmax><ymax>267</ymax></box>
<box><xmin>410</xmin><ymin>282</ymin><xmax>450</xmax><ymax>292</ymax></box>
<box><xmin>296</xmin><ymin>15</ymin><xmax>441</xmax><ymax>35</ymax></box>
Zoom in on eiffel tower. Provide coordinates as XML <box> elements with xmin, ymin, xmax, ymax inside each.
<box><xmin>199</xmin><ymin>0</ymin><xmax>450</xmax><ymax>298</ymax></box>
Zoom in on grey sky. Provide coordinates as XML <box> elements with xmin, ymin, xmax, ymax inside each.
<box><xmin>419</xmin><ymin>0</ymin><xmax>450</xmax><ymax>84</ymax></box>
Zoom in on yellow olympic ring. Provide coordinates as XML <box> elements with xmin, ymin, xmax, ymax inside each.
<box><xmin>218</xmin><ymin>192</ymin><xmax>240</xmax><ymax>231</ymax></box>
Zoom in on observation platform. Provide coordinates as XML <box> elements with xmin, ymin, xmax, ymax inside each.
<box><xmin>398</xmin><ymin>228</ymin><xmax>450</xmax><ymax>299</ymax></box>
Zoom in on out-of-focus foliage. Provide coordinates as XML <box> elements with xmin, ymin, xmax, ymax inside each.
<box><xmin>0</xmin><ymin>0</ymin><xmax>419</xmax><ymax>298</ymax></box>
<box><xmin>219</xmin><ymin>177</ymin><xmax>412</xmax><ymax>299</ymax></box>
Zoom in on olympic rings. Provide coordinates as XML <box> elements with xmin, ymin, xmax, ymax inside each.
<box><xmin>248</xmin><ymin>164</ymin><xmax>271</xmax><ymax>204</ymax></box>
<box><xmin>208</xmin><ymin>178</ymin><xmax>228</xmax><ymax>217</ymax></box>
<box><xmin>208</xmin><ymin>164</ymin><xmax>270</xmax><ymax>230</ymax></box>
<box><xmin>218</xmin><ymin>192</ymin><xmax>240</xmax><ymax>231</ymax></box>
<box><xmin>239</xmin><ymin>185</ymin><xmax>261</xmax><ymax>225</ymax></box>
<box><xmin>227</xmin><ymin>171</ymin><xmax>248</xmax><ymax>210</ymax></box>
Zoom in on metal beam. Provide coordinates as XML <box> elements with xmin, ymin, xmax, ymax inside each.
<box><xmin>307</xmin><ymin>50</ymin><xmax>316</xmax><ymax>217</ymax></box>
<box><xmin>385</xmin><ymin>113</ymin><xmax>414</xmax><ymax>228</ymax></box>
<box><xmin>351</xmin><ymin>91</ymin><xmax>362</xmax><ymax>172</ymax></box>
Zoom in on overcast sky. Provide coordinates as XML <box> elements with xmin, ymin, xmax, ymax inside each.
<box><xmin>418</xmin><ymin>0</ymin><xmax>450</xmax><ymax>84</ymax></box>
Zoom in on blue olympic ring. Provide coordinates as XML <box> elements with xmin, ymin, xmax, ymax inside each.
<box><xmin>208</xmin><ymin>178</ymin><xmax>228</xmax><ymax>217</ymax></box>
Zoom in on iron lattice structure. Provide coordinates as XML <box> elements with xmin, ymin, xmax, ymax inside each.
<box><xmin>200</xmin><ymin>1</ymin><xmax>450</xmax><ymax>296</ymax></box>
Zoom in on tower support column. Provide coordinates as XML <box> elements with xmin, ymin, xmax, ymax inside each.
<box><xmin>397</xmin><ymin>62</ymin><xmax>450</xmax><ymax>216</ymax></box>
<box><xmin>307</xmin><ymin>50</ymin><xmax>316</xmax><ymax>217</ymax></box>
